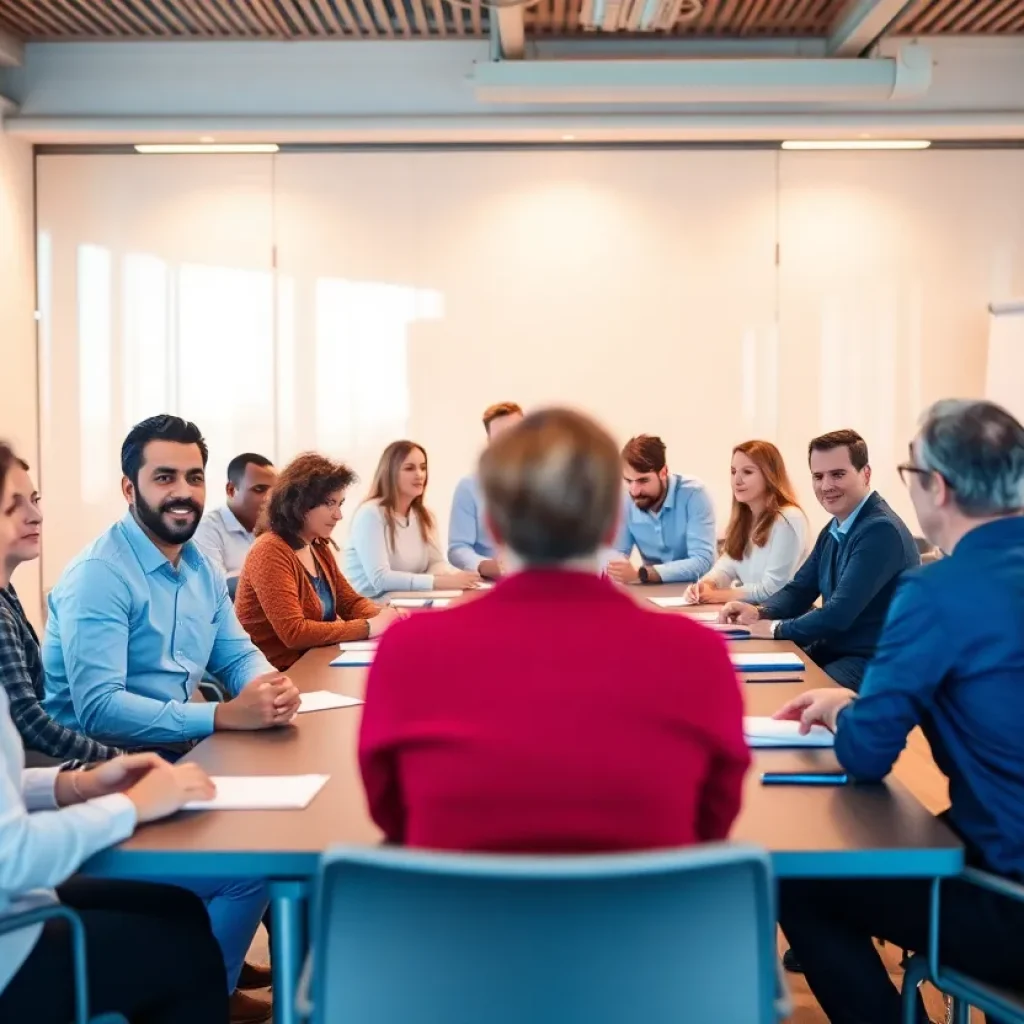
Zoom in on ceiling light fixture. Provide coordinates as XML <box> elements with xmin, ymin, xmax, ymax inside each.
<box><xmin>134</xmin><ymin>143</ymin><xmax>280</xmax><ymax>154</ymax></box>
<box><xmin>781</xmin><ymin>139</ymin><xmax>931</xmax><ymax>150</ymax></box>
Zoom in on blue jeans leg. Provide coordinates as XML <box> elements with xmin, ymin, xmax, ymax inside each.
<box><xmin>167</xmin><ymin>877</ymin><xmax>269</xmax><ymax>992</ymax></box>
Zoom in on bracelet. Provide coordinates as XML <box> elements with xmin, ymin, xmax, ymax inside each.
<box><xmin>69</xmin><ymin>771</ymin><xmax>87</xmax><ymax>803</ymax></box>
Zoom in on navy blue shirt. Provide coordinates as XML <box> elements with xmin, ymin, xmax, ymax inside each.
<box><xmin>835</xmin><ymin>516</ymin><xmax>1024</xmax><ymax>878</ymax></box>
<box><xmin>760</xmin><ymin>491</ymin><xmax>919</xmax><ymax>661</ymax></box>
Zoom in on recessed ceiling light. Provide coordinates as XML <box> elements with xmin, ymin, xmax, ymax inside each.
<box><xmin>134</xmin><ymin>143</ymin><xmax>280</xmax><ymax>154</ymax></box>
<box><xmin>781</xmin><ymin>140</ymin><xmax>931</xmax><ymax>151</ymax></box>
<box><xmin>561</xmin><ymin>134</ymin><xmax>576</xmax><ymax>141</ymax></box>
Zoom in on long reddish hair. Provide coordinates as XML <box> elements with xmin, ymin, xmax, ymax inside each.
<box><xmin>723</xmin><ymin>440</ymin><xmax>802</xmax><ymax>560</ymax></box>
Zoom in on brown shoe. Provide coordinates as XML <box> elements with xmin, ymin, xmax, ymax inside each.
<box><xmin>238</xmin><ymin>960</ymin><xmax>272</xmax><ymax>990</ymax></box>
<box><xmin>229</xmin><ymin>989</ymin><xmax>272</xmax><ymax>1024</ymax></box>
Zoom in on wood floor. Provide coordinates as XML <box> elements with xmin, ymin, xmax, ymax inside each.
<box><xmin>247</xmin><ymin>729</ymin><xmax>975</xmax><ymax>1023</ymax></box>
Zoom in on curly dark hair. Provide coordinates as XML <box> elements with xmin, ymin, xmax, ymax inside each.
<box><xmin>257</xmin><ymin>452</ymin><xmax>356</xmax><ymax>549</ymax></box>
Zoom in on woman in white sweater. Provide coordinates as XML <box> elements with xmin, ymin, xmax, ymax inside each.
<box><xmin>344</xmin><ymin>440</ymin><xmax>480</xmax><ymax>598</ymax></box>
<box><xmin>690</xmin><ymin>440</ymin><xmax>809</xmax><ymax>604</ymax></box>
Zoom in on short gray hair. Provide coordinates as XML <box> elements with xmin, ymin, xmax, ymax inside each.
<box><xmin>917</xmin><ymin>399</ymin><xmax>1024</xmax><ymax>516</ymax></box>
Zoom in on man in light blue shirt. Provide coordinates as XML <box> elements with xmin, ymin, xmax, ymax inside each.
<box><xmin>41</xmin><ymin>414</ymin><xmax>301</xmax><ymax>1011</ymax></box>
<box><xmin>607</xmin><ymin>434</ymin><xmax>716</xmax><ymax>585</ymax></box>
<box><xmin>448</xmin><ymin>401</ymin><xmax>523</xmax><ymax>579</ymax></box>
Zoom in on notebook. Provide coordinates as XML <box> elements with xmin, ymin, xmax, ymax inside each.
<box><xmin>743</xmin><ymin>716</ymin><xmax>835</xmax><ymax>748</ymax></box>
<box><xmin>649</xmin><ymin>595</ymin><xmax>696</xmax><ymax>609</ymax></box>
<box><xmin>706</xmin><ymin>623</ymin><xmax>752</xmax><ymax>639</ymax></box>
<box><xmin>732</xmin><ymin>652</ymin><xmax>804</xmax><ymax>672</ymax></box>
<box><xmin>297</xmin><ymin>691</ymin><xmax>364</xmax><ymax>713</ymax></box>
<box><xmin>185</xmin><ymin>774</ymin><xmax>330</xmax><ymax>810</ymax></box>
<box><xmin>330</xmin><ymin>650</ymin><xmax>376</xmax><ymax>667</ymax></box>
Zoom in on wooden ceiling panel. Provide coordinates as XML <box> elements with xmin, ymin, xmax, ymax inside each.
<box><xmin>1</xmin><ymin>0</ymin><xmax>1023</xmax><ymax>41</ymax></box>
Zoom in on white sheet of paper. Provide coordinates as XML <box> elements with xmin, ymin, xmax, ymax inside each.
<box><xmin>185</xmin><ymin>774</ymin><xmax>330</xmax><ymax>810</ymax></box>
<box><xmin>430</xmin><ymin>598</ymin><xmax>452</xmax><ymax>608</ymax></box>
<box><xmin>418</xmin><ymin>590</ymin><xmax>462</xmax><ymax>598</ymax></box>
<box><xmin>389</xmin><ymin>598</ymin><xmax>430</xmax><ymax>608</ymax></box>
<box><xmin>330</xmin><ymin>650</ymin><xmax>376</xmax><ymax>667</ymax></box>
<box><xmin>732</xmin><ymin>652</ymin><xmax>804</xmax><ymax>670</ymax></box>
<box><xmin>298</xmin><ymin>691</ymin><xmax>364</xmax><ymax>714</ymax></box>
<box><xmin>337</xmin><ymin>641</ymin><xmax>377</xmax><ymax>652</ymax></box>
<box><xmin>688</xmin><ymin>611</ymin><xmax>720</xmax><ymax>621</ymax></box>
<box><xmin>743</xmin><ymin>717</ymin><xmax>835</xmax><ymax>748</ymax></box>
<box><xmin>650</xmin><ymin>595</ymin><xmax>695</xmax><ymax>608</ymax></box>
<box><xmin>476</xmin><ymin>582</ymin><xmax>495</xmax><ymax>590</ymax></box>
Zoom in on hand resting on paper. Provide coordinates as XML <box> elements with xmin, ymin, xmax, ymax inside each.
<box><xmin>773</xmin><ymin>687</ymin><xmax>857</xmax><ymax>734</ymax></box>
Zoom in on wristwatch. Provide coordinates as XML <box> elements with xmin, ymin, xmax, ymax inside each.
<box><xmin>638</xmin><ymin>566</ymin><xmax>651</xmax><ymax>584</ymax></box>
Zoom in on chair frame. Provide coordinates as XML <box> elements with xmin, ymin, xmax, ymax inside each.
<box><xmin>297</xmin><ymin>842</ymin><xmax>789</xmax><ymax>1023</ymax></box>
<box><xmin>901</xmin><ymin>868</ymin><xmax>1024</xmax><ymax>1024</ymax></box>
<box><xmin>0</xmin><ymin>902</ymin><xmax>125</xmax><ymax>1024</ymax></box>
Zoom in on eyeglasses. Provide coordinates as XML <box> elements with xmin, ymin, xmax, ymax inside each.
<box><xmin>897</xmin><ymin>463</ymin><xmax>931</xmax><ymax>487</ymax></box>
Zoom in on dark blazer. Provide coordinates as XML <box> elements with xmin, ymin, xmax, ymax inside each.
<box><xmin>759</xmin><ymin>492</ymin><xmax>919</xmax><ymax>661</ymax></box>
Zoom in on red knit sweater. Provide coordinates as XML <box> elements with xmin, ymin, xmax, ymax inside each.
<box><xmin>359</xmin><ymin>569</ymin><xmax>749</xmax><ymax>853</ymax></box>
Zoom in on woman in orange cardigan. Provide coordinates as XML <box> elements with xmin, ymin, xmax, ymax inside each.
<box><xmin>235</xmin><ymin>454</ymin><xmax>401</xmax><ymax>670</ymax></box>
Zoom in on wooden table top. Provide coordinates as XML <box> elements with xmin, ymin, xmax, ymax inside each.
<box><xmin>86</xmin><ymin>582</ymin><xmax>962</xmax><ymax>880</ymax></box>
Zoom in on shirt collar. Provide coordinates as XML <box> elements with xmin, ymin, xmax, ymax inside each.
<box><xmin>120</xmin><ymin>510</ymin><xmax>203</xmax><ymax>575</ymax></box>
<box><xmin>952</xmin><ymin>515</ymin><xmax>1024</xmax><ymax>556</ymax></box>
<box><xmin>219</xmin><ymin>505</ymin><xmax>252</xmax><ymax>537</ymax></box>
<box><xmin>829</xmin><ymin>491</ymin><xmax>873</xmax><ymax>540</ymax></box>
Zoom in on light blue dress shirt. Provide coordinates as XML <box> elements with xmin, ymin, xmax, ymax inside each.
<box><xmin>612</xmin><ymin>473</ymin><xmax>717</xmax><ymax>584</ymax></box>
<box><xmin>42</xmin><ymin>512</ymin><xmax>274</xmax><ymax>747</ymax></box>
<box><xmin>828</xmin><ymin>491</ymin><xmax>873</xmax><ymax>543</ymax></box>
<box><xmin>447</xmin><ymin>475</ymin><xmax>496</xmax><ymax>571</ymax></box>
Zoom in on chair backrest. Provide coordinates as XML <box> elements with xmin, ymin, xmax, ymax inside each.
<box><xmin>309</xmin><ymin>843</ymin><xmax>778</xmax><ymax>1024</ymax></box>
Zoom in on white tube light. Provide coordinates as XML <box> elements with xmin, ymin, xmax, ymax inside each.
<box><xmin>781</xmin><ymin>139</ymin><xmax>931</xmax><ymax>150</ymax></box>
<box><xmin>133</xmin><ymin>143</ymin><xmax>280</xmax><ymax>154</ymax></box>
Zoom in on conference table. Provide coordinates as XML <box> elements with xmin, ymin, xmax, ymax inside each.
<box><xmin>83</xmin><ymin>583</ymin><xmax>962</xmax><ymax>1024</ymax></box>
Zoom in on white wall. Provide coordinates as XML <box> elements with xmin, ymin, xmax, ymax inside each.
<box><xmin>34</xmin><ymin>147</ymin><xmax>1024</xmax><ymax>587</ymax></box>
<box><xmin>0</xmin><ymin>129</ymin><xmax>41</xmax><ymax>625</ymax></box>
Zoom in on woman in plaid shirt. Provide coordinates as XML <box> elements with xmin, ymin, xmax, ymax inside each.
<box><xmin>0</xmin><ymin>445</ymin><xmax>121</xmax><ymax>767</ymax></box>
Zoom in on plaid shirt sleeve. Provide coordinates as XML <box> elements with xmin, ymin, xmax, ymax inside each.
<box><xmin>0</xmin><ymin>594</ymin><xmax>122</xmax><ymax>765</ymax></box>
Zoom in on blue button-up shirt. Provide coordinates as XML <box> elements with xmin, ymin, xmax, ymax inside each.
<box><xmin>447</xmin><ymin>474</ymin><xmax>496</xmax><ymax>571</ymax></box>
<box><xmin>835</xmin><ymin>516</ymin><xmax>1024</xmax><ymax>878</ymax></box>
<box><xmin>41</xmin><ymin>512</ymin><xmax>273</xmax><ymax>747</ymax></box>
<box><xmin>613</xmin><ymin>474</ymin><xmax>717</xmax><ymax>584</ymax></box>
<box><xmin>827</xmin><ymin>491</ymin><xmax>872</xmax><ymax>544</ymax></box>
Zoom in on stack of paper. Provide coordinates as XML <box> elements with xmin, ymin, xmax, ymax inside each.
<box><xmin>338</xmin><ymin>640</ymin><xmax>377</xmax><ymax>652</ymax></box>
<box><xmin>743</xmin><ymin>717</ymin><xmax>834</xmax><ymax>748</ymax></box>
<box><xmin>297</xmin><ymin>690</ymin><xmax>364</xmax><ymax>714</ymax></box>
<box><xmin>330</xmin><ymin>650</ymin><xmax>376</xmax><ymax>667</ymax></box>
<box><xmin>732</xmin><ymin>652</ymin><xmax>804</xmax><ymax>672</ymax></box>
<box><xmin>649</xmin><ymin>595</ymin><xmax>696</xmax><ymax>609</ymax></box>
<box><xmin>185</xmin><ymin>774</ymin><xmax>330</xmax><ymax>810</ymax></box>
<box><xmin>390</xmin><ymin>597</ymin><xmax>452</xmax><ymax>609</ymax></box>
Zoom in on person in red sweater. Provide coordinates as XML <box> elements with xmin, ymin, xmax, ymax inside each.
<box><xmin>358</xmin><ymin>407</ymin><xmax>750</xmax><ymax>853</ymax></box>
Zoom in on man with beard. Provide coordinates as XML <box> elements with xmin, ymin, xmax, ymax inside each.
<box><xmin>606</xmin><ymin>434</ymin><xmax>716</xmax><ymax>586</ymax></box>
<box><xmin>41</xmin><ymin>414</ymin><xmax>299</xmax><ymax>1024</ymax></box>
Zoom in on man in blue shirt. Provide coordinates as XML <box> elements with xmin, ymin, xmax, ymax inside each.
<box><xmin>774</xmin><ymin>399</ymin><xmax>1024</xmax><ymax>1024</ymax></box>
<box><xmin>448</xmin><ymin>401</ymin><xmax>523</xmax><ymax>580</ymax></box>
<box><xmin>43</xmin><ymin>415</ymin><xmax>301</xmax><ymax>1020</ymax></box>
<box><xmin>722</xmin><ymin>429</ymin><xmax>919</xmax><ymax>690</ymax></box>
<box><xmin>606</xmin><ymin>434</ymin><xmax>716</xmax><ymax>585</ymax></box>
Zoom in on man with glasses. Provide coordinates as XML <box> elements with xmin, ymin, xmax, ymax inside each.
<box><xmin>773</xmin><ymin>399</ymin><xmax>1024</xmax><ymax>1024</ymax></box>
<box><xmin>721</xmin><ymin>428</ymin><xmax>918</xmax><ymax>690</ymax></box>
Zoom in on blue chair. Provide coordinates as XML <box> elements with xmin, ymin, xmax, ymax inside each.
<box><xmin>298</xmin><ymin>843</ymin><xmax>786</xmax><ymax>1024</ymax></box>
<box><xmin>902</xmin><ymin>868</ymin><xmax>1024</xmax><ymax>1024</ymax></box>
<box><xmin>0</xmin><ymin>903</ymin><xmax>127</xmax><ymax>1024</ymax></box>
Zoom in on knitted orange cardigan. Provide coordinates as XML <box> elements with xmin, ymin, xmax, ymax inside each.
<box><xmin>235</xmin><ymin>531</ymin><xmax>379</xmax><ymax>670</ymax></box>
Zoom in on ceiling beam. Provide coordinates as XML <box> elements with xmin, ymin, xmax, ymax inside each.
<box><xmin>493</xmin><ymin>8</ymin><xmax>525</xmax><ymax>59</ymax></box>
<box><xmin>0</xmin><ymin>27</ymin><xmax>25</xmax><ymax>67</ymax></box>
<box><xmin>827</xmin><ymin>0</ymin><xmax>913</xmax><ymax>57</ymax></box>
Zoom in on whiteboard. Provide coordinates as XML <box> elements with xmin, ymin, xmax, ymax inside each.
<box><xmin>986</xmin><ymin>301</ymin><xmax>1024</xmax><ymax>424</ymax></box>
